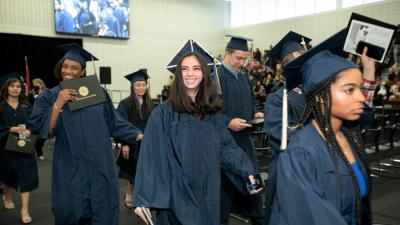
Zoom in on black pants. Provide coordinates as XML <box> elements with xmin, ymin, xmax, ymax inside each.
<box><xmin>35</xmin><ymin>138</ymin><xmax>46</xmax><ymax>157</ymax></box>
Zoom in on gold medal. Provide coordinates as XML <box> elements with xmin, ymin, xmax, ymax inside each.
<box><xmin>18</xmin><ymin>140</ymin><xmax>26</xmax><ymax>147</ymax></box>
<box><xmin>79</xmin><ymin>86</ymin><xmax>89</xmax><ymax>96</ymax></box>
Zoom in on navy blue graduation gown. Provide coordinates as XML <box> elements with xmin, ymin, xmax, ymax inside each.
<box><xmin>217</xmin><ymin>65</ymin><xmax>258</xmax><ymax>184</ymax></box>
<box><xmin>133</xmin><ymin>102</ymin><xmax>256</xmax><ymax>225</ymax></box>
<box><xmin>269</xmin><ymin>123</ymin><xmax>371</xmax><ymax>225</ymax></box>
<box><xmin>116</xmin><ymin>96</ymin><xmax>149</xmax><ymax>182</ymax></box>
<box><xmin>0</xmin><ymin>103</ymin><xmax>38</xmax><ymax>193</ymax></box>
<box><xmin>29</xmin><ymin>86</ymin><xmax>140</xmax><ymax>225</ymax></box>
<box><xmin>263</xmin><ymin>87</ymin><xmax>305</xmax><ymax>224</ymax></box>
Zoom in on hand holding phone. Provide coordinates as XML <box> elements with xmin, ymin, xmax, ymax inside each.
<box><xmin>247</xmin><ymin>174</ymin><xmax>263</xmax><ymax>195</ymax></box>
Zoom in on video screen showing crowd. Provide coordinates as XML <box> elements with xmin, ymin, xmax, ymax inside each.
<box><xmin>54</xmin><ymin>0</ymin><xmax>129</xmax><ymax>39</ymax></box>
<box><xmin>1</xmin><ymin>12</ymin><xmax>399</xmax><ymax>225</ymax></box>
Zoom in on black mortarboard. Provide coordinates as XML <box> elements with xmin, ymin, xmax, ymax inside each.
<box><xmin>284</xmin><ymin>28</ymin><xmax>356</xmax><ymax>95</ymax></box>
<box><xmin>124</xmin><ymin>70</ymin><xmax>149</xmax><ymax>83</ymax></box>
<box><xmin>166</xmin><ymin>38</ymin><xmax>220</xmax><ymax>74</ymax></box>
<box><xmin>225</xmin><ymin>34</ymin><xmax>253</xmax><ymax>51</ymax></box>
<box><xmin>0</xmin><ymin>71</ymin><xmax>24</xmax><ymax>89</ymax></box>
<box><xmin>58</xmin><ymin>43</ymin><xmax>98</xmax><ymax>68</ymax></box>
<box><xmin>269</xmin><ymin>31</ymin><xmax>312</xmax><ymax>61</ymax></box>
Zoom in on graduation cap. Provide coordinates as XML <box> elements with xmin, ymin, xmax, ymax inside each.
<box><xmin>0</xmin><ymin>71</ymin><xmax>24</xmax><ymax>89</ymax></box>
<box><xmin>225</xmin><ymin>34</ymin><xmax>253</xmax><ymax>52</ymax></box>
<box><xmin>284</xmin><ymin>28</ymin><xmax>353</xmax><ymax>95</ymax></box>
<box><xmin>269</xmin><ymin>31</ymin><xmax>312</xmax><ymax>61</ymax></box>
<box><xmin>58</xmin><ymin>43</ymin><xmax>98</xmax><ymax>68</ymax></box>
<box><xmin>166</xmin><ymin>38</ymin><xmax>221</xmax><ymax>74</ymax></box>
<box><xmin>124</xmin><ymin>70</ymin><xmax>149</xmax><ymax>83</ymax></box>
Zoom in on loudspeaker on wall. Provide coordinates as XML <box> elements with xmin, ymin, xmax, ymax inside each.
<box><xmin>99</xmin><ymin>67</ymin><xmax>111</xmax><ymax>84</ymax></box>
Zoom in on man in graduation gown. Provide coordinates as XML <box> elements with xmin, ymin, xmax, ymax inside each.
<box><xmin>216</xmin><ymin>35</ymin><xmax>264</xmax><ymax>225</ymax></box>
<box><xmin>29</xmin><ymin>43</ymin><xmax>141</xmax><ymax>225</ymax></box>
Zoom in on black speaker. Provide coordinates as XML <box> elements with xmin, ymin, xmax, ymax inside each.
<box><xmin>99</xmin><ymin>67</ymin><xmax>111</xmax><ymax>84</ymax></box>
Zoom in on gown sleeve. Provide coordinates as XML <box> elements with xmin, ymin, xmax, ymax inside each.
<box><xmin>264</xmin><ymin>90</ymin><xmax>283</xmax><ymax>142</ymax></box>
<box><xmin>275</xmin><ymin>147</ymin><xmax>347</xmax><ymax>225</ymax></box>
<box><xmin>219</xmin><ymin>122</ymin><xmax>256</xmax><ymax>178</ymax></box>
<box><xmin>0</xmin><ymin>110</ymin><xmax>10</xmax><ymax>140</ymax></box>
<box><xmin>28</xmin><ymin>89</ymin><xmax>57</xmax><ymax>139</ymax></box>
<box><xmin>115</xmin><ymin>98</ymin><xmax>132</xmax><ymax>145</ymax></box>
<box><xmin>103</xmin><ymin>91</ymin><xmax>140</xmax><ymax>144</ymax></box>
<box><xmin>132</xmin><ymin>105</ymin><xmax>171</xmax><ymax>209</ymax></box>
<box><xmin>218</xmin><ymin>118</ymin><xmax>256</xmax><ymax>194</ymax></box>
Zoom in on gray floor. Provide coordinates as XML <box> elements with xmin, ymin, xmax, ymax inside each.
<box><xmin>1</xmin><ymin>139</ymin><xmax>400</xmax><ymax>225</ymax></box>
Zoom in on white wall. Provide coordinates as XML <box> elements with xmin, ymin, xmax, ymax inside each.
<box><xmin>225</xmin><ymin>0</ymin><xmax>400</xmax><ymax>52</ymax></box>
<box><xmin>0</xmin><ymin>0</ymin><xmax>228</xmax><ymax>98</ymax></box>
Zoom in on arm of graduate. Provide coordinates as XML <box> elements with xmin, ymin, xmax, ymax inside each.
<box><xmin>103</xmin><ymin>91</ymin><xmax>141</xmax><ymax>144</ymax></box>
<box><xmin>274</xmin><ymin>148</ymin><xmax>347</xmax><ymax>225</ymax></box>
<box><xmin>28</xmin><ymin>89</ymin><xmax>58</xmax><ymax>139</ymax></box>
<box><xmin>114</xmin><ymin>98</ymin><xmax>132</xmax><ymax>146</ymax></box>
<box><xmin>359</xmin><ymin>47</ymin><xmax>378</xmax><ymax>126</ymax></box>
<box><xmin>219</xmin><ymin>120</ymin><xmax>258</xmax><ymax>194</ymax></box>
<box><xmin>132</xmin><ymin>105</ymin><xmax>171</xmax><ymax>209</ymax></box>
<box><xmin>264</xmin><ymin>90</ymin><xmax>284</xmax><ymax>141</ymax></box>
<box><xmin>361</xmin><ymin>46</ymin><xmax>377</xmax><ymax>107</ymax></box>
<box><xmin>0</xmin><ymin>110</ymin><xmax>10</xmax><ymax>140</ymax></box>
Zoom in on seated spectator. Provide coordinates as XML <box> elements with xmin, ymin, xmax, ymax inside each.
<box><xmin>373</xmin><ymin>80</ymin><xmax>389</xmax><ymax>106</ymax></box>
<box><xmin>389</xmin><ymin>80</ymin><xmax>400</xmax><ymax>101</ymax></box>
<box><xmin>253</xmin><ymin>80</ymin><xmax>265</xmax><ymax>105</ymax></box>
<box><xmin>388</xmin><ymin>63</ymin><xmax>399</xmax><ymax>82</ymax></box>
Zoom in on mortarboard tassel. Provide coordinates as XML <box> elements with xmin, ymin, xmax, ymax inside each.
<box><xmin>213</xmin><ymin>58</ymin><xmax>222</xmax><ymax>95</ymax></box>
<box><xmin>280</xmin><ymin>86</ymin><xmax>288</xmax><ymax>150</ymax></box>
<box><xmin>91</xmin><ymin>57</ymin><xmax>97</xmax><ymax>76</ymax></box>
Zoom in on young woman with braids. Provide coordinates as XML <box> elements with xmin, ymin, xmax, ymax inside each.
<box><xmin>269</xmin><ymin>39</ymin><xmax>372</xmax><ymax>224</ymax></box>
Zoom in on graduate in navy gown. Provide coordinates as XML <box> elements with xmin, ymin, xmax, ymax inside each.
<box><xmin>263</xmin><ymin>31</ymin><xmax>311</xmax><ymax>224</ymax></box>
<box><xmin>0</xmin><ymin>74</ymin><xmax>38</xmax><ymax>224</ymax></box>
<box><xmin>133</xmin><ymin>41</ymin><xmax>262</xmax><ymax>225</ymax></box>
<box><xmin>29</xmin><ymin>43</ymin><xmax>141</xmax><ymax>225</ymax></box>
<box><xmin>263</xmin><ymin>29</ymin><xmax>377</xmax><ymax>225</ymax></box>
<box><xmin>270</xmin><ymin>30</ymin><xmax>372</xmax><ymax>225</ymax></box>
<box><xmin>216</xmin><ymin>35</ymin><xmax>264</xmax><ymax>225</ymax></box>
<box><xmin>116</xmin><ymin>69</ymin><xmax>153</xmax><ymax>209</ymax></box>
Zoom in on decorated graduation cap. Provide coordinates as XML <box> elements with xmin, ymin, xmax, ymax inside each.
<box><xmin>166</xmin><ymin>38</ymin><xmax>221</xmax><ymax>74</ymax></box>
<box><xmin>0</xmin><ymin>71</ymin><xmax>24</xmax><ymax>89</ymax></box>
<box><xmin>225</xmin><ymin>34</ymin><xmax>253</xmax><ymax>51</ymax></box>
<box><xmin>58</xmin><ymin>43</ymin><xmax>98</xmax><ymax>68</ymax></box>
<box><xmin>124</xmin><ymin>70</ymin><xmax>149</xmax><ymax>83</ymax></box>
<box><xmin>284</xmin><ymin>28</ymin><xmax>354</xmax><ymax>95</ymax></box>
<box><xmin>269</xmin><ymin>31</ymin><xmax>312</xmax><ymax>61</ymax></box>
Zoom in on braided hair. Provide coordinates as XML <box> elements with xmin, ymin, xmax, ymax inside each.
<box><xmin>297</xmin><ymin>71</ymin><xmax>370</xmax><ymax>225</ymax></box>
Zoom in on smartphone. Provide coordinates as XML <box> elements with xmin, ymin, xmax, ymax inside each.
<box><xmin>355</xmin><ymin>40</ymin><xmax>385</xmax><ymax>61</ymax></box>
<box><xmin>141</xmin><ymin>206</ymin><xmax>154</xmax><ymax>225</ymax></box>
<box><xmin>246</xmin><ymin>174</ymin><xmax>264</xmax><ymax>193</ymax></box>
<box><xmin>246</xmin><ymin>118</ymin><xmax>264</xmax><ymax>125</ymax></box>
